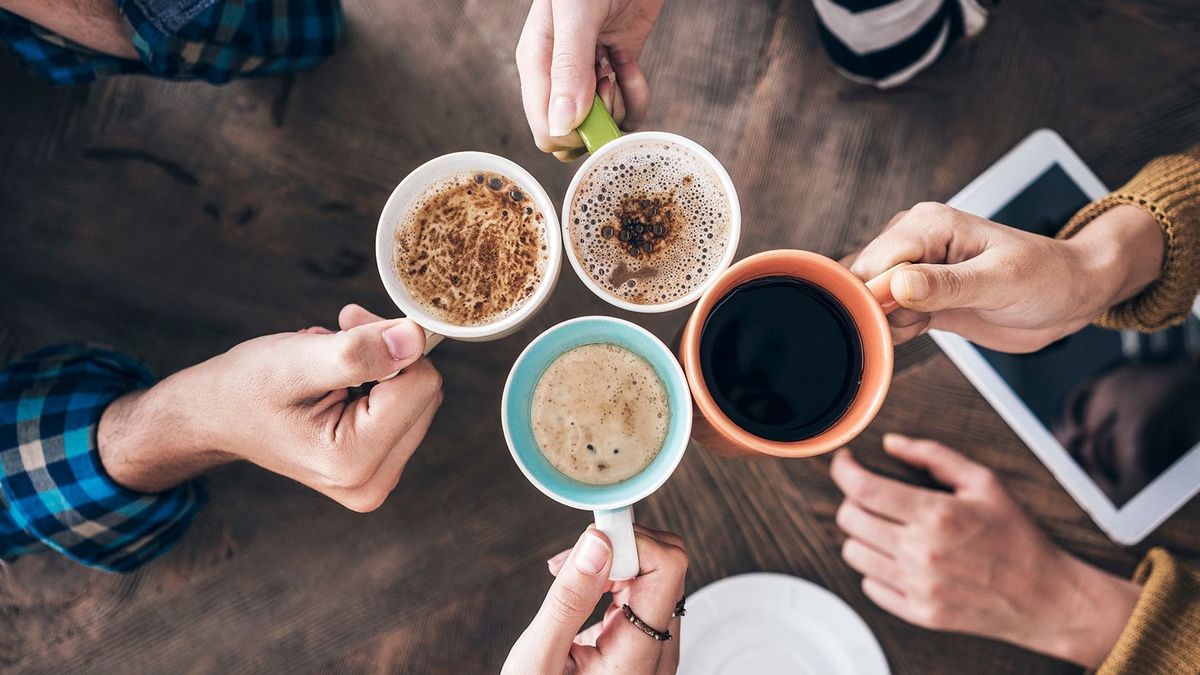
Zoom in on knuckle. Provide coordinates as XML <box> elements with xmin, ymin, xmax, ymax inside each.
<box><xmin>916</xmin><ymin>601</ymin><xmax>950</xmax><ymax>630</ymax></box>
<box><xmin>547</xmin><ymin>584</ymin><xmax>592</xmax><ymax>624</ymax></box>
<box><xmin>840</xmin><ymin>538</ymin><xmax>856</xmax><ymax>562</ymax></box>
<box><xmin>935</xmin><ymin>268</ymin><xmax>964</xmax><ymax>300</ymax></box>
<box><xmin>514</xmin><ymin>39</ymin><xmax>531</xmax><ymax>64</ymax></box>
<box><xmin>341</xmin><ymin>487</ymin><xmax>387</xmax><ymax>513</ymax></box>
<box><xmin>427</xmin><ymin>365</ymin><xmax>445</xmax><ymax>397</ymax></box>
<box><xmin>914</xmin><ymin>544</ymin><xmax>944</xmax><ymax>570</ymax></box>
<box><xmin>835</xmin><ymin>502</ymin><xmax>855</xmax><ymax>531</ymax></box>
<box><xmin>974</xmin><ymin>466</ymin><xmax>1001</xmax><ymax>491</ymax></box>
<box><xmin>925</xmin><ymin>578</ymin><xmax>946</xmax><ymax>601</ymax></box>
<box><xmin>665</xmin><ymin>544</ymin><xmax>689</xmax><ymax>573</ymax></box>
<box><xmin>925</xmin><ymin>502</ymin><xmax>958</xmax><ymax>534</ymax></box>
<box><xmin>333</xmin><ymin>342</ymin><xmax>368</xmax><ymax>384</ymax></box>
<box><xmin>549</xmin><ymin>52</ymin><xmax>584</xmax><ymax>81</ymax></box>
<box><xmin>909</xmin><ymin>201</ymin><xmax>947</xmax><ymax>220</ymax></box>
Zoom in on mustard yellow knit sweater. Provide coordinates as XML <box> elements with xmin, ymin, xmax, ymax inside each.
<box><xmin>1059</xmin><ymin>146</ymin><xmax>1200</xmax><ymax>331</ymax></box>
<box><xmin>1058</xmin><ymin>147</ymin><xmax>1200</xmax><ymax>674</ymax></box>
<box><xmin>1096</xmin><ymin>549</ymin><xmax>1200</xmax><ymax>674</ymax></box>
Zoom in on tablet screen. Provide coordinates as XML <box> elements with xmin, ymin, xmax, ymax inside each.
<box><xmin>976</xmin><ymin>164</ymin><xmax>1200</xmax><ymax>507</ymax></box>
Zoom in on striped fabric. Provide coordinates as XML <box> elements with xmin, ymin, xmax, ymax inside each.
<box><xmin>0</xmin><ymin>345</ymin><xmax>203</xmax><ymax>572</ymax></box>
<box><xmin>0</xmin><ymin>0</ymin><xmax>341</xmax><ymax>85</ymax></box>
<box><xmin>813</xmin><ymin>0</ymin><xmax>988</xmax><ymax>89</ymax></box>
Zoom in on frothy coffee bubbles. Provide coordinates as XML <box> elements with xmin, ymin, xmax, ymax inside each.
<box><xmin>569</xmin><ymin>141</ymin><xmax>731</xmax><ymax>305</ymax></box>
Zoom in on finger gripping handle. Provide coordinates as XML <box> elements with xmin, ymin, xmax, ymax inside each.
<box><xmin>594</xmin><ymin>506</ymin><xmax>638</xmax><ymax>581</ymax></box>
<box><xmin>864</xmin><ymin>262</ymin><xmax>911</xmax><ymax>316</ymax></box>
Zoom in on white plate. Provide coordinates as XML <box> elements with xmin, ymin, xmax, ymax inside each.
<box><xmin>679</xmin><ymin>573</ymin><xmax>889</xmax><ymax>675</ymax></box>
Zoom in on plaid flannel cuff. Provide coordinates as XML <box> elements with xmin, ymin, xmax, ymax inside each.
<box><xmin>1</xmin><ymin>0</ymin><xmax>341</xmax><ymax>86</ymax></box>
<box><xmin>0</xmin><ymin>9</ymin><xmax>143</xmax><ymax>84</ymax></box>
<box><xmin>0</xmin><ymin>344</ymin><xmax>204</xmax><ymax>572</ymax></box>
<box><xmin>118</xmin><ymin>0</ymin><xmax>343</xmax><ymax>84</ymax></box>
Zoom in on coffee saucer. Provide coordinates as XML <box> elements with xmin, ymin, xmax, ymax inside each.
<box><xmin>679</xmin><ymin>573</ymin><xmax>890</xmax><ymax>675</ymax></box>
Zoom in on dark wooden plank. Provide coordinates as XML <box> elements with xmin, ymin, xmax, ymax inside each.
<box><xmin>2</xmin><ymin>0</ymin><xmax>1199</xmax><ymax>672</ymax></box>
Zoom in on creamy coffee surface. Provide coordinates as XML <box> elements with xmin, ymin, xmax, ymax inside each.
<box><xmin>531</xmin><ymin>343</ymin><xmax>669</xmax><ymax>485</ymax></box>
<box><xmin>394</xmin><ymin>171</ymin><xmax>547</xmax><ymax>326</ymax></box>
<box><xmin>569</xmin><ymin>141</ymin><xmax>731</xmax><ymax>305</ymax></box>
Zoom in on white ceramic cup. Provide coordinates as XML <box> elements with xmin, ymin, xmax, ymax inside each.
<box><xmin>561</xmin><ymin>131</ymin><xmax>741</xmax><ymax>314</ymax></box>
<box><xmin>375</xmin><ymin>152</ymin><xmax>562</xmax><ymax>350</ymax></box>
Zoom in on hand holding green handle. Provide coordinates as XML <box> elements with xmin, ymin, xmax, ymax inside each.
<box><xmin>576</xmin><ymin>94</ymin><xmax>624</xmax><ymax>154</ymax></box>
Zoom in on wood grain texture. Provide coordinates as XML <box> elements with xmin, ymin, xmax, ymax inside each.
<box><xmin>2</xmin><ymin>0</ymin><xmax>1199</xmax><ymax>672</ymax></box>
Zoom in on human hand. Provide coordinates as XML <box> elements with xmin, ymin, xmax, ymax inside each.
<box><xmin>831</xmin><ymin>434</ymin><xmax>1140</xmax><ymax>667</ymax></box>
<box><xmin>503</xmin><ymin>525</ymin><xmax>687</xmax><ymax>674</ymax></box>
<box><xmin>515</xmin><ymin>0</ymin><xmax>664</xmax><ymax>161</ymax></box>
<box><xmin>848</xmin><ymin>203</ymin><xmax>1164</xmax><ymax>352</ymax></box>
<box><xmin>98</xmin><ymin>304</ymin><xmax>444</xmax><ymax>512</ymax></box>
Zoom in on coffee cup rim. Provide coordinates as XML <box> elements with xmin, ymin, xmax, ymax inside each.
<box><xmin>560</xmin><ymin>131</ymin><xmax>741</xmax><ymax>314</ymax></box>
<box><xmin>375</xmin><ymin>151</ymin><xmax>562</xmax><ymax>341</ymax></box>
<box><xmin>501</xmin><ymin>315</ymin><xmax>692</xmax><ymax>511</ymax></box>
<box><xmin>680</xmin><ymin>250</ymin><xmax>894</xmax><ymax>458</ymax></box>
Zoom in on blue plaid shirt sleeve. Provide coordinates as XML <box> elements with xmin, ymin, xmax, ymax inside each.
<box><xmin>0</xmin><ymin>345</ymin><xmax>204</xmax><ymax>572</ymax></box>
<box><xmin>0</xmin><ymin>0</ymin><xmax>341</xmax><ymax>85</ymax></box>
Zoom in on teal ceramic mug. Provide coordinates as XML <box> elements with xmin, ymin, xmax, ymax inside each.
<box><xmin>502</xmin><ymin>316</ymin><xmax>692</xmax><ymax>580</ymax></box>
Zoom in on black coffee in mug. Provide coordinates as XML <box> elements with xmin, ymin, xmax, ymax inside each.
<box><xmin>698</xmin><ymin>276</ymin><xmax>864</xmax><ymax>442</ymax></box>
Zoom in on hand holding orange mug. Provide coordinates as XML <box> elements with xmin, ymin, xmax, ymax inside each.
<box><xmin>679</xmin><ymin>250</ymin><xmax>907</xmax><ymax>458</ymax></box>
<box><xmin>848</xmin><ymin>202</ymin><xmax>1165</xmax><ymax>352</ymax></box>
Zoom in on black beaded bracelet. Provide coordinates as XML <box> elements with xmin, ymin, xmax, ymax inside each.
<box><xmin>621</xmin><ymin>604</ymin><xmax>673</xmax><ymax>642</ymax></box>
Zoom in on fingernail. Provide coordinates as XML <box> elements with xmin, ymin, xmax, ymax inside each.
<box><xmin>382</xmin><ymin>323</ymin><xmax>421</xmax><ymax>361</ymax></box>
<box><xmin>611</xmin><ymin>48</ymin><xmax>631</xmax><ymax>65</ymax></box>
<box><xmin>882</xmin><ymin>432</ymin><xmax>906</xmax><ymax>446</ymax></box>
<box><xmin>896</xmin><ymin>269</ymin><xmax>929</xmax><ymax>302</ymax></box>
<box><xmin>573</xmin><ymin>531</ymin><xmax>610</xmax><ymax>576</ymax></box>
<box><xmin>548</xmin><ymin>96</ymin><xmax>578</xmax><ymax>137</ymax></box>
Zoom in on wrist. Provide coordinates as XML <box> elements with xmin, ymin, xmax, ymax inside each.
<box><xmin>1032</xmin><ymin>552</ymin><xmax>1140</xmax><ymax>668</ymax></box>
<box><xmin>97</xmin><ymin>369</ymin><xmax>233</xmax><ymax>493</ymax></box>
<box><xmin>1064</xmin><ymin>204</ymin><xmax>1164</xmax><ymax>318</ymax></box>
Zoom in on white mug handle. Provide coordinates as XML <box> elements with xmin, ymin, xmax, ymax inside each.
<box><xmin>594</xmin><ymin>506</ymin><xmax>639</xmax><ymax>581</ymax></box>
<box><xmin>422</xmin><ymin>328</ymin><xmax>445</xmax><ymax>355</ymax></box>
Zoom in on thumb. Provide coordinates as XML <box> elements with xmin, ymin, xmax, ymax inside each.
<box><xmin>290</xmin><ymin>319</ymin><xmax>426</xmax><ymax>393</ymax></box>
<box><xmin>547</xmin><ymin>0</ymin><xmax>601</xmax><ymax>136</ymax></box>
<box><xmin>518</xmin><ymin>530</ymin><xmax>612</xmax><ymax>668</ymax></box>
<box><xmin>890</xmin><ymin>262</ymin><xmax>992</xmax><ymax>313</ymax></box>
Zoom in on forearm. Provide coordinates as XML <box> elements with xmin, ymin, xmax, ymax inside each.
<box><xmin>98</xmin><ymin>370</ymin><xmax>233</xmax><ymax>493</ymax></box>
<box><xmin>1064</xmin><ymin>204</ymin><xmax>1165</xmax><ymax>318</ymax></box>
<box><xmin>1059</xmin><ymin>148</ymin><xmax>1200</xmax><ymax>331</ymax></box>
<box><xmin>0</xmin><ymin>0</ymin><xmax>137</xmax><ymax>58</ymax></box>
<box><xmin>1028</xmin><ymin>552</ymin><xmax>1141</xmax><ymax>668</ymax></box>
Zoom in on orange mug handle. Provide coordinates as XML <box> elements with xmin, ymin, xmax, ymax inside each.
<box><xmin>864</xmin><ymin>262</ymin><xmax>911</xmax><ymax>316</ymax></box>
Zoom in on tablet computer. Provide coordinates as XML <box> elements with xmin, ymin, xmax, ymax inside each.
<box><xmin>935</xmin><ymin>129</ymin><xmax>1200</xmax><ymax>545</ymax></box>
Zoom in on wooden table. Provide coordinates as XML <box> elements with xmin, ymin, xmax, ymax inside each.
<box><xmin>2</xmin><ymin>0</ymin><xmax>1199</xmax><ymax>671</ymax></box>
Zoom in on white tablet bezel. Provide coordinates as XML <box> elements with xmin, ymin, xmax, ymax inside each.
<box><xmin>934</xmin><ymin>128</ymin><xmax>1200</xmax><ymax>545</ymax></box>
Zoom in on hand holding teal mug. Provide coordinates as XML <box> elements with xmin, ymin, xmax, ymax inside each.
<box><xmin>502</xmin><ymin>316</ymin><xmax>692</xmax><ymax>580</ymax></box>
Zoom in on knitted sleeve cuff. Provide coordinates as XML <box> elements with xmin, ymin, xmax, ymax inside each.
<box><xmin>1097</xmin><ymin>548</ymin><xmax>1200</xmax><ymax>675</ymax></box>
<box><xmin>1057</xmin><ymin>148</ymin><xmax>1200</xmax><ymax>332</ymax></box>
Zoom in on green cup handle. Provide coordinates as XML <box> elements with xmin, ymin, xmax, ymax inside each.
<box><xmin>576</xmin><ymin>94</ymin><xmax>623</xmax><ymax>154</ymax></box>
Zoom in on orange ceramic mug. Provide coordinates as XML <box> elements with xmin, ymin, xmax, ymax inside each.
<box><xmin>678</xmin><ymin>250</ymin><xmax>904</xmax><ymax>458</ymax></box>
